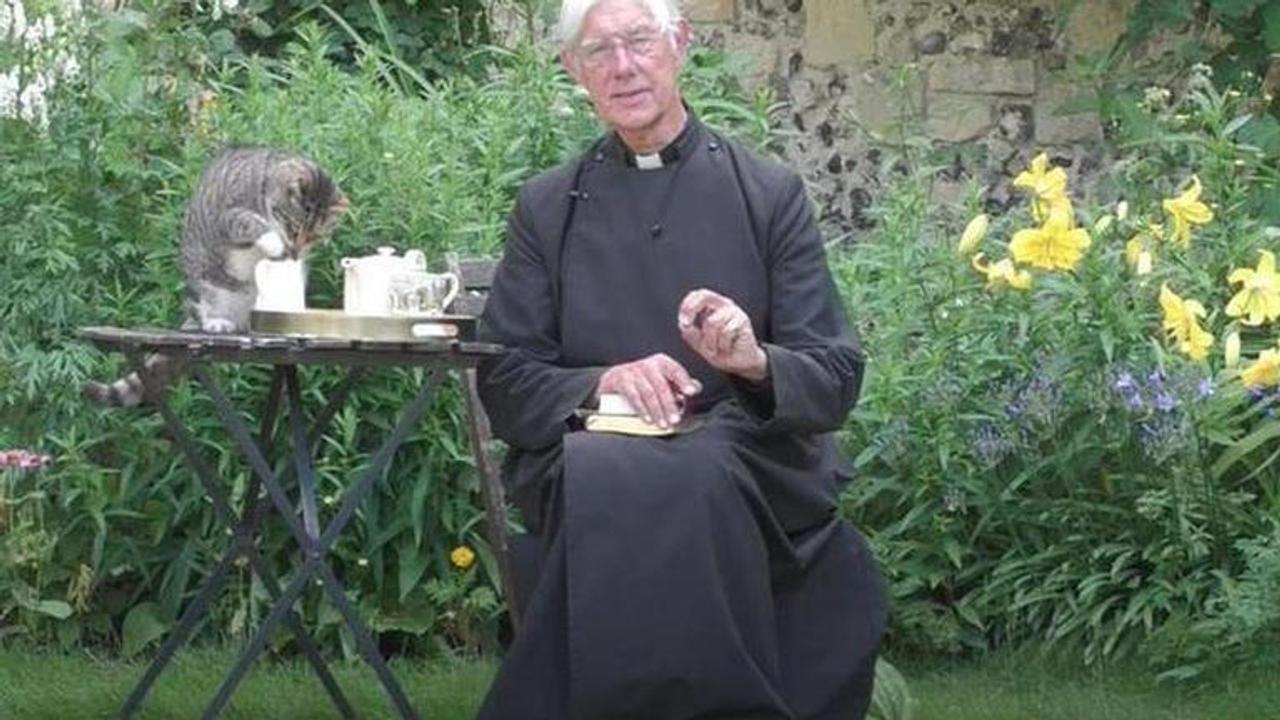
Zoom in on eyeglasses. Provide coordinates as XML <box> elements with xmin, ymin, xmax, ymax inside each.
<box><xmin>576</xmin><ymin>28</ymin><xmax>666</xmax><ymax>69</ymax></box>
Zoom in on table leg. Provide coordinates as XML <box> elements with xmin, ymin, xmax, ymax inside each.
<box><xmin>119</xmin><ymin>357</ymin><xmax>356</xmax><ymax>720</ymax></box>
<box><xmin>196</xmin><ymin>366</ymin><xmax>439</xmax><ymax>720</ymax></box>
<box><xmin>284</xmin><ymin>366</ymin><xmax>322</xmax><ymax>541</ymax></box>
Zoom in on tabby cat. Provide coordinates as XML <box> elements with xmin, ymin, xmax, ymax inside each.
<box><xmin>84</xmin><ymin>147</ymin><xmax>349</xmax><ymax>407</ymax></box>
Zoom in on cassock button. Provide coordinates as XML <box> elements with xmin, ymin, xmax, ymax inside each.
<box><xmin>708</xmin><ymin>140</ymin><xmax>720</xmax><ymax>152</ymax></box>
<box><xmin>580</xmin><ymin>191</ymin><xmax>590</xmax><ymax>200</ymax></box>
<box><xmin>593</xmin><ymin>152</ymin><xmax>604</xmax><ymax>162</ymax></box>
<box><xmin>650</xmin><ymin>223</ymin><xmax>662</xmax><ymax>238</ymax></box>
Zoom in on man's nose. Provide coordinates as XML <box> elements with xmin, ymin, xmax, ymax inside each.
<box><xmin>606</xmin><ymin>44</ymin><xmax>638</xmax><ymax>73</ymax></box>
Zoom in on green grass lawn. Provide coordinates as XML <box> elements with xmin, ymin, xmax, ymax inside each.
<box><xmin>1</xmin><ymin>644</ymin><xmax>1276</xmax><ymax>719</ymax></box>
<box><xmin>899</xmin><ymin>649</ymin><xmax>1280</xmax><ymax>720</ymax></box>
<box><xmin>0</xmin><ymin>646</ymin><xmax>496</xmax><ymax>719</ymax></box>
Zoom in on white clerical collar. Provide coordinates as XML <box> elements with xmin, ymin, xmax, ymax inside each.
<box><xmin>634</xmin><ymin>152</ymin><xmax>665</xmax><ymax>170</ymax></box>
<box><xmin>620</xmin><ymin>116</ymin><xmax>695</xmax><ymax>170</ymax></box>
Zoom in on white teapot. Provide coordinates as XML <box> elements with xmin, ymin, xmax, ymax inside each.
<box><xmin>341</xmin><ymin>246</ymin><xmax>427</xmax><ymax>315</ymax></box>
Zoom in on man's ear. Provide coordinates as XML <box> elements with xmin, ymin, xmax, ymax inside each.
<box><xmin>672</xmin><ymin>18</ymin><xmax>691</xmax><ymax>62</ymax></box>
<box><xmin>560</xmin><ymin>49</ymin><xmax>584</xmax><ymax>86</ymax></box>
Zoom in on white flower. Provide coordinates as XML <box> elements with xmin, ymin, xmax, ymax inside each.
<box><xmin>1142</xmin><ymin>86</ymin><xmax>1172</xmax><ymax>109</ymax></box>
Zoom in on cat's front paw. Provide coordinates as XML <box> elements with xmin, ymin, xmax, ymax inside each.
<box><xmin>202</xmin><ymin>318</ymin><xmax>237</xmax><ymax>333</ymax></box>
<box><xmin>255</xmin><ymin>231</ymin><xmax>287</xmax><ymax>259</ymax></box>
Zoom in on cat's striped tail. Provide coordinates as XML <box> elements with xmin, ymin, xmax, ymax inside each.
<box><xmin>82</xmin><ymin>353</ymin><xmax>187</xmax><ymax>408</ymax></box>
<box><xmin>82</xmin><ymin>318</ymin><xmax>198</xmax><ymax>407</ymax></box>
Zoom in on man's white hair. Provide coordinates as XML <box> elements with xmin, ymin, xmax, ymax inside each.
<box><xmin>557</xmin><ymin>0</ymin><xmax>682</xmax><ymax>50</ymax></box>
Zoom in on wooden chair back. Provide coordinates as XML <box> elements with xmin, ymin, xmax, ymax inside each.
<box><xmin>444</xmin><ymin>254</ymin><xmax>521</xmax><ymax>631</ymax></box>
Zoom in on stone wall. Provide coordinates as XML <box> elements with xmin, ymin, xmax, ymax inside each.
<box><xmin>683</xmin><ymin>0</ymin><xmax>1135</xmax><ymax>238</ymax></box>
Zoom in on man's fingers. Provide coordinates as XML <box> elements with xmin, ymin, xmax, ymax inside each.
<box><xmin>700</xmin><ymin>307</ymin><xmax>737</xmax><ymax>355</ymax></box>
<box><xmin>622</xmin><ymin>374</ymin><xmax>663</xmax><ymax>427</ymax></box>
<box><xmin>677</xmin><ymin>289</ymin><xmax>728</xmax><ymax>330</ymax></box>
<box><xmin>638</xmin><ymin>362</ymin><xmax>681</xmax><ymax>426</ymax></box>
<box><xmin>721</xmin><ymin>314</ymin><xmax>748</xmax><ymax>355</ymax></box>
<box><xmin>657</xmin><ymin>355</ymin><xmax>700</xmax><ymax>396</ymax></box>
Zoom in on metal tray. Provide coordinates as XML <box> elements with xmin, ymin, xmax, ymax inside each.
<box><xmin>251</xmin><ymin>309</ymin><xmax>477</xmax><ymax>342</ymax></box>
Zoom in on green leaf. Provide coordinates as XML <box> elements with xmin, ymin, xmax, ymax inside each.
<box><xmin>1209</xmin><ymin>0</ymin><xmax>1265</xmax><ymax>18</ymax></box>
<box><xmin>32</xmin><ymin>600</ymin><xmax>73</xmax><ymax>620</ymax></box>
<box><xmin>121</xmin><ymin>602</ymin><xmax>168</xmax><ymax>658</ymax></box>
<box><xmin>1212</xmin><ymin>419</ymin><xmax>1280</xmax><ymax>480</ymax></box>
<box><xmin>398</xmin><ymin>538</ymin><xmax>431</xmax><ymax>601</ymax></box>
<box><xmin>1127</xmin><ymin>0</ymin><xmax>1196</xmax><ymax>44</ymax></box>
<box><xmin>1264</xmin><ymin>0</ymin><xmax>1280</xmax><ymax>50</ymax></box>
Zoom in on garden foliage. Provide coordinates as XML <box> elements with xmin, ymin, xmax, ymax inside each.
<box><xmin>0</xmin><ymin>2</ymin><xmax>773</xmax><ymax>656</ymax></box>
<box><xmin>837</xmin><ymin>60</ymin><xmax>1280</xmax><ymax>675</ymax></box>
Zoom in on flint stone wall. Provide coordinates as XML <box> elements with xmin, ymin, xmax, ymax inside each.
<box><xmin>684</xmin><ymin>0</ymin><xmax>1136</xmax><ymax>238</ymax></box>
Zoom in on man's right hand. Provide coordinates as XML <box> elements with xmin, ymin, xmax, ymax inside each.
<box><xmin>596</xmin><ymin>354</ymin><xmax>702</xmax><ymax>429</ymax></box>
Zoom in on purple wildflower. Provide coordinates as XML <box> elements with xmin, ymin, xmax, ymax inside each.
<box><xmin>971</xmin><ymin>424</ymin><xmax>1015</xmax><ymax>467</ymax></box>
<box><xmin>1114</xmin><ymin>372</ymin><xmax>1137</xmax><ymax>393</ymax></box>
<box><xmin>1155</xmin><ymin>392</ymin><xmax>1177</xmax><ymax>413</ymax></box>
<box><xmin>1112</xmin><ymin>369</ymin><xmax>1145</xmax><ymax>411</ymax></box>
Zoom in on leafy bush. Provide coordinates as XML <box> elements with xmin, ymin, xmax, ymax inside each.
<box><xmin>835</xmin><ymin>61</ymin><xmax>1280</xmax><ymax>668</ymax></box>
<box><xmin>1125</xmin><ymin>0</ymin><xmax>1280</xmax><ymax>117</ymax></box>
<box><xmin>0</xmin><ymin>4</ymin><xmax>771</xmax><ymax>655</ymax></box>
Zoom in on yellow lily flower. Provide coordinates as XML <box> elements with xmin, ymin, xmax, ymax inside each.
<box><xmin>1159</xmin><ymin>283</ymin><xmax>1214</xmax><ymax>361</ymax></box>
<box><xmin>1226</xmin><ymin>250</ymin><xmax>1280</xmax><ymax>326</ymax></box>
<box><xmin>957</xmin><ymin>213</ymin><xmax>989</xmax><ymax>255</ymax></box>
<box><xmin>1014</xmin><ymin>153</ymin><xmax>1070</xmax><ymax>223</ymax></box>
<box><xmin>1224</xmin><ymin>330</ymin><xmax>1241</xmax><ymax>368</ymax></box>
<box><xmin>1035</xmin><ymin>189</ymin><xmax>1074</xmax><ymax>225</ymax></box>
<box><xmin>971</xmin><ymin>253</ymin><xmax>1032</xmax><ymax>290</ymax></box>
<box><xmin>1009</xmin><ymin>203</ymin><xmax>1092</xmax><ymax>271</ymax></box>
<box><xmin>1161</xmin><ymin>176</ymin><xmax>1213</xmax><ymax>247</ymax></box>
<box><xmin>1241</xmin><ymin>347</ymin><xmax>1280</xmax><ymax>388</ymax></box>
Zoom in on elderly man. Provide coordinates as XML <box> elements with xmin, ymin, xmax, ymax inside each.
<box><xmin>475</xmin><ymin>0</ymin><xmax>886</xmax><ymax>717</ymax></box>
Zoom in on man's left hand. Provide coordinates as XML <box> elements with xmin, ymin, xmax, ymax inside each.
<box><xmin>677</xmin><ymin>289</ymin><xmax>768</xmax><ymax>382</ymax></box>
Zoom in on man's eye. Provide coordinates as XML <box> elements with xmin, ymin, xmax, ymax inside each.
<box><xmin>629</xmin><ymin>35</ymin><xmax>657</xmax><ymax>53</ymax></box>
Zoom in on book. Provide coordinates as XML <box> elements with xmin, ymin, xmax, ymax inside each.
<box><xmin>581</xmin><ymin>393</ymin><xmax>701</xmax><ymax>437</ymax></box>
<box><xmin>583</xmin><ymin>412</ymin><xmax>701</xmax><ymax>437</ymax></box>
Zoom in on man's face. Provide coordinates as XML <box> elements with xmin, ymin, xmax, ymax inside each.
<box><xmin>562</xmin><ymin>0</ymin><xmax>689</xmax><ymax>139</ymax></box>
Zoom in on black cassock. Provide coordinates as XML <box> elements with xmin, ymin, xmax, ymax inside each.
<box><xmin>475</xmin><ymin>117</ymin><xmax>886</xmax><ymax>720</ymax></box>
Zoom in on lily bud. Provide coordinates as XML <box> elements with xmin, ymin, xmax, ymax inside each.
<box><xmin>1136</xmin><ymin>251</ymin><xmax>1153</xmax><ymax>275</ymax></box>
<box><xmin>958</xmin><ymin>213</ymin><xmax>989</xmax><ymax>255</ymax></box>
<box><xmin>1225</xmin><ymin>330</ymin><xmax>1241</xmax><ymax>368</ymax></box>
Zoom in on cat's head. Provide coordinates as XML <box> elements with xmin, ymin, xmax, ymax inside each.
<box><xmin>273</xmin><ymin>158</ymin><xmax>350</xmax><ymax>258</ymax></box>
